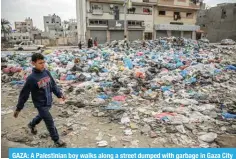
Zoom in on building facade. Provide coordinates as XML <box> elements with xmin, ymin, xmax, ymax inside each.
<box><xmin>76</xmin><ymin>0</ymin><xmax>200</xmax><ymax>43</ymax></box>
<box><xmin>76</xmin><ymin>0</ymin><xmax>156</xmax><ymax>43</ymax></box>
<box><xmin>43</xmin><ymin>14</ymin><xmax>63</xmax><ymax>38</ymax></box>
<box><xmin>154</xmin><ymin>0</ymin><xmax>200</xmax><ymax>39</ymax></box>
<box><xmin>196</xmin><ymin>3</ymin><xmax>236</xmax><ymax>42</ymax></box>
<box><xmin>14</xmin><ymin>17</ymin><xmax>33</xmax><ymax>33</ymax></box>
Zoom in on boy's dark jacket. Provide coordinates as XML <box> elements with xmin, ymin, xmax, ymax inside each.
<box><xmin>16</xmin><ymin>68</ymin><xmax>62</xmax><ymax>111</ymax></box>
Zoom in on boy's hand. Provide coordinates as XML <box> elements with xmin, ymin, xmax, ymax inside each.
<box><xmin>13</xmin><ymin>110</ymin><xmax>20</xmax><ymax>118</ymax></box>
<box><xmin>58</xmin><ymin>96</ymin><xmax>66</xmax><ymax>104</ymax></box>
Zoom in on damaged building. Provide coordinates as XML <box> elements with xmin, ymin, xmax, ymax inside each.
<box><xmin>196</xmin><ymin>3</ymin><xmax>236</xmax><ymax>42</ymax></box>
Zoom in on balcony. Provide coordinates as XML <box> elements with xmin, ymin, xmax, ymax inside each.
<box><xmin>158</xmin><ymin>0</ymin><xmax>174</xmax><ymax>6</ymax></box>
<box><xmin>92</xmin><ymin>9</ymin><xmax>103</xmax><ymax>15</ymax></box>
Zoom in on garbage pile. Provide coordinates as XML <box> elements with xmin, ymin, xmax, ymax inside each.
<box><xmin>1</xmin><ymin>37</ymin><xmax>236</xmax><ymax>148</ymax></box>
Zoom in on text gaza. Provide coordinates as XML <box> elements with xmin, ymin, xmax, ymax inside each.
<box><xmin>12</xmin><ymin>153</ymin><xmax>29</xmax><ymax>158</ymax></box>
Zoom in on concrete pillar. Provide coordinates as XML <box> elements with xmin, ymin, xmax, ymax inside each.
<box><xmin>153</xmin><ymin>30</ymin><xmax>156</xmax><ymax>40</ymax></box>
<box><xmin>87</xmin><ymin>30</ymin><xmax>90</xmax><ymax>40</ymax></box>
<box><xmin>167</xmin><ymin>30</ymin><xmax>171</xmax><ymax>37</ymax></box>
<box><xmin>181</xmin><ymin>31</ymin><xmax>184</xmax><ymax>38</ymax></box>
<box><xmin>192</xmin><ymin>31</ymin><xmax>196</xmax><ymax>40</ymax></box>
<box><xmin>107</xmin><ymin>30</ymin><xmax>110</xmax><ymax>43</ymax></box>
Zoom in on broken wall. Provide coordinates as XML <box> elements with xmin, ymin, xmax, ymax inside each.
<box><xmin>197</xmin><ymin>3</ymin><xmax>236</xmax><ymax>42</ymax></box>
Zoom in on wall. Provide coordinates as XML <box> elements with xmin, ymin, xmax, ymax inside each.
<box><xmin>35</xmin><ymin>39</ymin><xmax>50</xmax><ymax>46</ymax></box>
<box><xmin>174</xmin><ymin>0</ymin><xmax>190</xmax><ymax>7</ymax></box>
<box><xmin>76</xmin><ymin>0</ymin><xmax>87</xmax><ymax>42</ymax></box>
<box><xmin>155</xmin><ymin>8</ymin><xmax>197</xmax><ymax>25</ymax></box>
<box><xmin>87</xmin><ymin>11</ymin><xmax>153</xmax><ymax>32</ymax></box>
<box><xmin>196</xmin><ymin>3</ymin><xmax>236</xmax><ymax>42</ymax></box>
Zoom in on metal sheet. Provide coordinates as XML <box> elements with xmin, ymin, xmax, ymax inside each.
<box><xmin>128</xmin><ymin>31</ymin><xmax>143</xmax><ymax>41</ymax></box>
<box><xmin>156</xmin><ymin>30</ymin><xmax>167</xmax><ymax>38</ymax></box>
<box><xmin>90</xmin><ymin>30</ymin><xmax>107</xmax><ymax>44</ymax></box>
<box><xmin>110</xmin><ymin>31</ymin><xmax>124</xmax><ymax>41</ymax></box>
<box><xmin>184</xmin><ymin>31</ymin><xmax>192</xmax><ymax>39</ymax></box>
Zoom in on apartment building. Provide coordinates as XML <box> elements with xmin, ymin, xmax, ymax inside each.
<box><xmin>14</xmin><ymin>17</ymin><xmax>33</xmax><ymax>33</ymax></box>
<box><xmin>76</xmin><ymin>0</ymin><xmax>201</xmax><ymax>43</ymax></box>
<box><xmin>154</xmin><ymin>0</ymin><xmax>201</xmax><ymax>39</ymax></box>
<box><xmin>43</xmin><ymin>14</ymin><xmax>63</xmax><ymax>38</ymax></box>
<box><xmin>76</xmin><ymin>0</ymin><xmax>156</xmax><ymax>43</ymax></box>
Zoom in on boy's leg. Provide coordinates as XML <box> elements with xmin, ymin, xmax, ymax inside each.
<box><xmin>37</xmin><ymin>107</ymin><xmax>59</xmax><ymax>142</ymax></box>
<box><xmin>28</xmin><ymin>114</ymin><xmax>42</xmax><ymax>135</ymax></box>
<box><xmin>30</xmin><ymin>114</ymin><xmax>42</xmax><ymax>127</ymax></box>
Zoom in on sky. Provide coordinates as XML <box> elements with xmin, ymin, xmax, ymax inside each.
<box><xmin>1</xmin><ymin>0</ymin><xmax>236</xmax><ymax>31</ymax></box>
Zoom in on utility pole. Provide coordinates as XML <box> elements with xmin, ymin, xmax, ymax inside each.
<box><xmin>124</xmin><ymin>0</ymin><xmax>127</xmax><ymax>37</ymax></box>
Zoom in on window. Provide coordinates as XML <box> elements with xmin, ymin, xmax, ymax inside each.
<box><xmin>75</xmin><ymin>26</ymin><xmax>77</xmax><ymax>29</ymax></box>
<box><xmin>136</xmin><ymin>21</ymin><xmax>141</xmax><ymax>26</ymax></box>
<box><xmin>94</xmin><ymin>20</ymin><xmax>99</xmax><ymax>24</ymax></box>
<box><xmin>92</xmin><ymin>4</ymin><xmax>103</xmax><ymax>10</ymax></box>
<box><xmin>143</xmin><ymin>0</ymin><xmax>149</xmax><ymax>2</ymax></box>
<box><xmin>159</xmin><ymin>11</ymin><xmax>166</xmax><ymax>15</ymax></box>
<box><xmin>128</xmin><ymin>21</ymin><xmax>132</xmax><ymax>25</ymax></box>
<box><xmin>202</xmin><ymin>24</ymin><xmax>206</xmax><ymax>27</ymax></box>
<box><xmin>23</xmin><ymin>36</ymin><xmax>25</xmax><ymax>39</ymax></box>
<box><xmin>56</xmin><ymin>22</ymin><xmax>59</xmax><ymax>23</ymax></box>
<box><xmin>144</xmin><ymin>32</ymin><xmax>152</xmax><ymax>40</ymax></box>
<box><xmin>28</xmin><ymin>24</ymin><xmax>30</xmax><ymax>26</ymax></box>
<box><xmin>143</xmin><ymin>8</ymin><xmax>152</xmax><ymax>14</ymax></box>
<box><xmin>221</xmin><ymin>9</ymin><xmax>226</xmax><ymax>19</ymax></box>
<box><xmin>46</xmin><ymin>21</ymin><xmax>49</xmax><ymax>23</ymax></box>
<box><xmin>186</xmin><ymin>12</ymin><xmax>193</xmax><ymax>18</ymax></box>
<box><xmin>90</xmin><ymin>20</ymin><xmax>94</xmax><ymax>25</ymax></box>
<box><xmin>174</xmin><ymin>12</ymin><xmax>181</xmax><ymax>20</ymax></box>
<box><xmin>132</xmin><ymin>21</ymin><xmax>135</xmax><ymax>25</ymax></box>
<box><xmin>127</xmin><ymin>7</ymin><xmax>136</xmax><ymax>14</ymax></box>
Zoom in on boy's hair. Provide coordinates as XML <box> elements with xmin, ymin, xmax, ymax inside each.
<box><xmin>32</xmin><ymin>53</ymin><xmax>44</xmax><ymax>62</ymax></box>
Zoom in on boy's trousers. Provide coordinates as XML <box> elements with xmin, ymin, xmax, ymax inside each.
<box><xmin>30</xmin><ymin>106</ymin><xmax>59</xmax><ymax>142</ymax></box>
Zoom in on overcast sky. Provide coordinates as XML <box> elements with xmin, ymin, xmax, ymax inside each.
<box><xmin>1</xmin><ymin>0</ymin><xmax>235</xmax><ymax>31</ymax></box>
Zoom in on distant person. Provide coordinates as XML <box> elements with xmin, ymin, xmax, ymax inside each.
<box><xmin>124</xmin><ymin>35</ymin><xmax>128</xmax><ymax>48</ymax></box>
<box><xmin>90</xmin><ymin>37</ymin><xmax>93</xmax><ymax>48</ymax></box>
<box><xmin>13</xmin><ymin>53</ymin><xmax>66</xmax><ymax>147</ymax></box>
<box><xmin>142</xmin><ymin>40</ymin><xmax>146</xmax><ymax>47</ymax></box>
<box><xmin>88</xmin><ymin>38</ymin><xmax>93</xmax><ymax>48</ymax></box>
<box><xmin>94</xmin><ymin>37</ymin><xmax>98</xmax><ymax>47</ymax></box>
<box><xmin>78</xmin><ymin>41</ymin><xmax>82</xmax><ymax>49</ymax></box>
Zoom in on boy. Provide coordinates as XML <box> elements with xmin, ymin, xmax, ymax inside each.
<box><xmin>13</xmin><ymin>53</ymin><xmax>66</xmax><ymax>147</ymax></box>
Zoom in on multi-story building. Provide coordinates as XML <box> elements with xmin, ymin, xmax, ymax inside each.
<box><xmin>14</xmin><ymin>17</ymin><xmax>33</xmax><ymax>33</ymax></box>
<box><xmin>196</xmin><ymin>3</ymin><xmax>236</xmax><ymax>42</ymax></box>
<box><xmin>43</xmin><ymin>14</ymin><xmax>63</xmax><ymax>38</ymax></box>
<box><xmin>9</xmin><ymin>32</ymin><xmax>31</xmax><ymax>43</ymax></box>
<box><xmin>154</xmin><ymin>0</ymin><xmax>201</xmax><ymax>39</ymax></box>
<box><xmin>76</xmin><ymin>0</ymin><xmax>201</xmax><ymax>43</ymax></box>
<box><xmin>76</xmin><ymin>0</ymin><xmax>156</xmax><ymax>43</ymax></box>
<box><xmin>64</xmin><ymin>19</ymin><xmax>78</xmax><ymax>37</ymax></box>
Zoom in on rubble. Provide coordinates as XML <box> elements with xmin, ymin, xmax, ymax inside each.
<box><xmin>1</xmin><ymin>37</ymin><xmax>236</xmax><ymax>148</ymax></box>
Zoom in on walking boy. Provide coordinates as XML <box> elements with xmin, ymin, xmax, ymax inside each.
<box><xmin>13</xmin><ymin>53</ymin><xmax>66</xmax><ymax>147</ymax></box>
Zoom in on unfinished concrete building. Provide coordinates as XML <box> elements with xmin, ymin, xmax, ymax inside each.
<box><xmin>196</xmin><ymin>3</ymin><xmax>236</xmax><ymax>42</ymax></box>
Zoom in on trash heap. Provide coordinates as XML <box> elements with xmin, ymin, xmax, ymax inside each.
<box><xmin>1</xmin><ymin>37</ymin><xmax>236</xmax><ymax>148</ymax></box>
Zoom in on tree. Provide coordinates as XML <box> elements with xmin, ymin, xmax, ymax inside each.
<box><xmin>1</xmin><ymin>19</ymin><xmax>12</xmax><ymax>41</ymax></box>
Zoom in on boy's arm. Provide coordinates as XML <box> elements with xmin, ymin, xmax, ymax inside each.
<box><xmin>47</xmin><ymin>70</ymin><xmax>63</xmax><ymax>98</ymax></box>
<box><xmin>15</xmin><ymin>77</ymin><xmax>31</xmax><ymax>112</ymax></box>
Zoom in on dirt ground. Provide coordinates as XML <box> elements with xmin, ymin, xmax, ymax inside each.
<box><xmin>1</xmin><ymin>84</ymin><xmax>171</xmax><ymax>158</ymax></box>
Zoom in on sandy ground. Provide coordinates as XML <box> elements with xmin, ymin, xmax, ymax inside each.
<box><xmin>1</xmin><ymin>84</ymin><xmax>171</xmax><ymax>158</ymax></box>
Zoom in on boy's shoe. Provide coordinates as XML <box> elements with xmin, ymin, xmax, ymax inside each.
<box><xmin>54</xmin><ymin>140</ymin><xmax>67</xmax><ymax>147</ymax></box>
<box><xmin>28</xmin><ymin>123</ymin><xmax>37</xmax><ymax>135</ymax></box>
